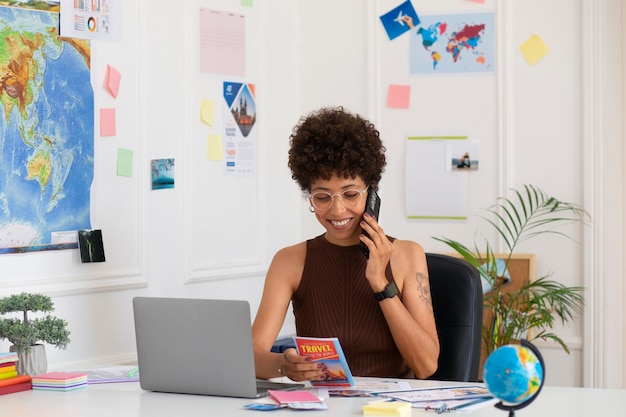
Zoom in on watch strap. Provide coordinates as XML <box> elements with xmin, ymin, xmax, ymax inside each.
<box><xmin>373</xmin><ymin>280</ymin><xmax>399</xmax><ymax>302</ymax></box>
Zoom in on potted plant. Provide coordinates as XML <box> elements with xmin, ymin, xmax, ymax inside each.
<box><xmin>434</xmin><ymin>184</ymin><xmax>588</xmax><ymax>358</ymax></box>
<box><xmin>0</xmin><ymin>292</ymin><xmax>71</xmax><ymax>375</ymax></box>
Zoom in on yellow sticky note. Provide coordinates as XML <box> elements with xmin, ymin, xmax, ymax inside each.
<box><xmin>117</xmin><ymin>148</ymin><xmax>134</xmax><ymax>177</ymax></box>
<box><xmin>100</xmin><ymin>108</ymin><xmax>116</xmax><ymax>136</ymax></box>
<box><xmin>386</xmin><ymin>84</ymin><xmax>411</xmax><ymax>109</ymax></box>
<box><xmin>363</xmin><ymin>401</ymin><xmax>411</xmax><ymax>416</ymax></box>
<box><xmin>519</xmin><ymin>34</ymin><xmax>550</xmax><ymax>66</ymax></box>
<box><xmin>208</xmin><ymin>134</ymin><xmax>223</xmax><ymax>160</ymax></box>
<box><xmin>200</xmin><ymin>98</ymin><xmax>215</xmax><ymax>126</ymax></box>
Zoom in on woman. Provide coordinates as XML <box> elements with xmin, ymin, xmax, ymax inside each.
<box><xmin>252</xmin><ymin>107</ymin><xmax>439</xmax><ymax>381</ymax></box>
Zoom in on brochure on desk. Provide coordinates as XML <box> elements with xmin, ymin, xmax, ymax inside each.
<box><xmin>373</xmin><ymin>384</ymin><xmax>493</xmax><ymax>403</ymax></box>
<box><xmin>293</xmin><ymin>336</ymin><xmax>355</xmax><ymax>387</ymax></box>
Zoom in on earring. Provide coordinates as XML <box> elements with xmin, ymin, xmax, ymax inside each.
<box><xmin>309</xmin><ymin>206</ymin><xmax>315</xmax><ymax>213</ymax></box>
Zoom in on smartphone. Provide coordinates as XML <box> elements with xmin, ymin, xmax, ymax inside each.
<box><xmin>360</xmin><ymin>188</ymin><xmax>381</xmax><ymax>258</ymax></box>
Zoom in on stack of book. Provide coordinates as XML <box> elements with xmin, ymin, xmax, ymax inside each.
<box><xmin>0</xmin><ymin>352</ymin><xmax>32</xmax><ymax>395</ymax></box>
<box><xmin>32</xmin><ymin>372</ymin><xmax>88</xmax><ymax>391</ymax></box>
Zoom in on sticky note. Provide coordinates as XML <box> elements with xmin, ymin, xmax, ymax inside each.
<box><xmin>200</xmin><ymin>98</ymin><xmax>215</xmax><ymax>126</ymax></box>
<box><xmin>519</xmin><ymin>34</ymin><xmax>550</xmax><ymax>66</ymax></box>
<box><xmin>105</xmin><ymin>64</ymin><xmax>121</xmax><ymax>98</ymax></box>
<box><xmin>117</xmin><ymin>148</ymin><xmax>134</xmax><ymax>177</ymax></box>
<box><xmin>386</xmin><ymin>84</ymin><xmax>411</xmax><ymax>109</ymax></box>
<box><xmin>268</xmin><ymin>389</ymin><xmax>323</xmax><ymax>405</ymax></box>
<box><xmin>241</xmin><ymin>0</ymin><xmax>253</xmax><ymax>6</ymax></box>
<box><xmin>208</xmin><ymin>134</ymin><xmax>223</xmax><ymax>160</ymax></box>
<box><xmin>363</xmin><ymin>401</ymin><xmax>411</xmax><ymax>416</ymax></box>
<box><xmin>100</xmin><ymin>108</ymin><xmax>116</xmax><ymax>136</ymax></box>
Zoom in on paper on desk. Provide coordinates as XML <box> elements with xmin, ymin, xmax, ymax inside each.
<box><xmin>373</xmin><ymin>385</ymin><xmax>492</xmax><ymax>403</ymax></box>
<box><xmin>319</xmin><ymin>379</ymin><xmax>411</xmax><ymax>398</ymax></box>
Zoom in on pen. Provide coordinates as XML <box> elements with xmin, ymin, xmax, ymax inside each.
<box><xmin>450</xmin><ymin>397</ymin><xmax>491</xmax><ymax>410</ymax></box>
<box><xmin>425</xmin><ymin>402</ymin><xmax>447</xmax><ymax>414</ymax></box>
<box><xmin>424</xmin><ymin>397</ymin><xmax>492</xmax><ymax>413</ymax></box>
<box><xmin>126</xmin><ymin>366</ymin><xmax>139</xmax><ymax>378</ymax></box>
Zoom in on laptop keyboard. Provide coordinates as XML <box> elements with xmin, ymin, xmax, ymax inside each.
<box><xmin>255</xmin><ymin>380</ymin><xmax>305</xmax><ymax>396</ymax></box>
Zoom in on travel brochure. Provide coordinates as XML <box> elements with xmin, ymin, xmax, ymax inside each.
<box><xmin>293</xmin><ymin>336</ymin><xmax>355</xmax><ymax>387</ymax></box>
<box><xmin>373</xmin><ymin>384</ymin><xmax>492</xmax><ymax>402</ymax></box>
<box><xmin>371</xmin><ymin>385</ymin><xmax>496</xmax><ymax>411</ymax></box>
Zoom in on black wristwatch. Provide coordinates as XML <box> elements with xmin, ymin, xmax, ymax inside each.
<box><xmin>373</xmin><ymin>281</ymin><xmax>399</xmax><ymax>302</ymax></box>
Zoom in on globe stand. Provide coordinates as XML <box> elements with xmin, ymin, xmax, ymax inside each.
<box><xmin>493</xmin><ymin>339</ymin><xmax>546</xmax><ymax>417</ymax></box>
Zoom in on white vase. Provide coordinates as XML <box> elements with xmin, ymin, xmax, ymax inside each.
<box><xmin>10</xmin><ymin>344</ymin><xmax>48</xmax><ymax>376</ymax></box>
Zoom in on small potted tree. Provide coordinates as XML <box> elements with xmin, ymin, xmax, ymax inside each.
<box><xmin>434</xmin><ymin>185</ymin><xmax>588</xmax><ymax>365</ymax></box>
<box><xmin>0</xmin><ymin>292</ymin><xmax>71</xmax><ymax>375</ymax></box>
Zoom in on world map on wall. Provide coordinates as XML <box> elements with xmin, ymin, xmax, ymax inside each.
<box><xmin>410</xmin><ymin>13</ymin><xmax>495</xmax><ymax>74</ymax></box>
<box><xmin>0</xmin><ymin>6</ymin><xmax>94</xmax><ymax>253</ymax></box>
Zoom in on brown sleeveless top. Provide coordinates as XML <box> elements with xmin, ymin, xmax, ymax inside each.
<box><xmin>292</xmin><ymin>234</ymin><xmax>414</xmax><ymax>378</ymax></box>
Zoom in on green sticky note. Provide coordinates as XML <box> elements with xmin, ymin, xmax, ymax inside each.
<box><xmin>241</xmin><ymin>0</ymin><xmax>253</xmax><ymax>7</ymax></box>
<box><xmin>117</xmin><ymin>148</ymin><xmax>134</xmax><ymax>177</ymax></box>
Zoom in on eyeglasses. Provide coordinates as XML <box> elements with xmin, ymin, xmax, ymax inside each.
<box><xmin>307</xmin><ymin>186</ymin><xmax>369</xmax><ymax>211</ymax></box>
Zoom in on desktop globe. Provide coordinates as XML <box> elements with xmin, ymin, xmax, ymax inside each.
<box><xmin>482</xmin><ymin>340</ymin><xmax>545</xmax><ymax>417</ymax></box>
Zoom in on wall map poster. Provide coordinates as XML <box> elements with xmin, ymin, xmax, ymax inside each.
<box><xmin>409</xmin><ymin>12</ymin><xmax>495</xmax><ymax>74</ymax></box>
<box><xmin>0</xmin><ymin>6</ymin><xmax>94</xmax><ymax>254</ymax></box>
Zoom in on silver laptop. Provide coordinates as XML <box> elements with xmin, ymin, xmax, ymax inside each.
<box><xmin>132</xmin><ymin>296</ymin><xmax>303</xmax><ymax>398</ymax></box>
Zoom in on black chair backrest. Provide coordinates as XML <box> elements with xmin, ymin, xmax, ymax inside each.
<box><xmin>425</xmin><ymin>253</ymin><xmax>483</xmax><ymax>382</ymax></box>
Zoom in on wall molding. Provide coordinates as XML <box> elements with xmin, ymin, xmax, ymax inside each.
<box><xmin>182</xmin><ymin>1</ymin><xmax>266</xmax><ymax>284</ymax></box>
<box><xmin>495</xmin><ymin>0</ymin><xmax>515</xmax><ymax>196</ymax></box>
<box><xmin>581</xmin><ymin>0</ymin><xmax>625</xmax><ymax>389</ymax></box>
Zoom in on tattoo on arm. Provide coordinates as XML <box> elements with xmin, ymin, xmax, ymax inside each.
<box><xmin>416</xmin><ymin>272</ymin><xmax>432</xmax><ymax>307</ymax></box>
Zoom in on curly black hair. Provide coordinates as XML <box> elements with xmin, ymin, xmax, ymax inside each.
<box><xmin>288</xmin><ymin>107</ymin><xmax>386</xmax><ymax>192</ymax></box>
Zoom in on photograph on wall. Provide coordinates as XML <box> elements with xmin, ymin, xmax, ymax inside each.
<box><xmin>447</xmin><ymin>140</ymin><xmax>480</xmax><ymax>172</ymax></box>
<box><xmin>150</xmin><ymin>159</ymin><xmax>175</xmax><ymax>190</ymax></box>
<box><xmin>222</xmin><ymin>82</ymin><xmax>257</xmax><ymax>176</ymax></box>
<box><xmin>379</xmin><ymin>0</ymin><xmax>420</xmax><ymax>41</ymax></box>
<box><xmin>0</xmin><ymin>6</ymin><xmax>94</xmax><ymax>254</ymax></box>
<box><xmin>78</xmin><ymin>229</ymin><xmax>106</xmax><ymax>263</ymax></box>
<box><xmin>409</xmin><ymin>12</ymin><xmax>495</xmax><ymax>74</ymax></box>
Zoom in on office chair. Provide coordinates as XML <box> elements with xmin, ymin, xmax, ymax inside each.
<box><xmin>425</xmin><ymin>253</ymin><xmax>483</xmax><ymax>382</ymax></box>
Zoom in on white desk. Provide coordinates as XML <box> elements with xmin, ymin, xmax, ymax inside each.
<box><xmin>3</xmin><ymin>377</ymin><xmax>625</xmax><ymax>416</ymax></box>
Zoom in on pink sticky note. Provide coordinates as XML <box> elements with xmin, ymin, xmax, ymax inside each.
<box><xmin>387</xmin><ymin>84</ymin><xmax>411</xmax><ymax>109</ymax></box>
<box><xmin>268</xmin><ymin>390</ymin><xmax>322</xmax><ymax>405</ymax></box>
<box><xmin>467</xmin><ymin>0</ymin><xmax>485</xmax><ymax>3</ymax></box>
<box><xmin>100</xmin><ymin>108</ymin><xmax>116</xmax><ymax>136</ymax></box>
<box><xmin>105</xmin><ymin>64</ymin><xmax>121</xmax><ymax>98</ymax></box>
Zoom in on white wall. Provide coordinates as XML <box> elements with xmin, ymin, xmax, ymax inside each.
<box><xmin>0</xmin><ymin>0</ymin><xmax>623</xmax><ymax>388</ymax></box>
